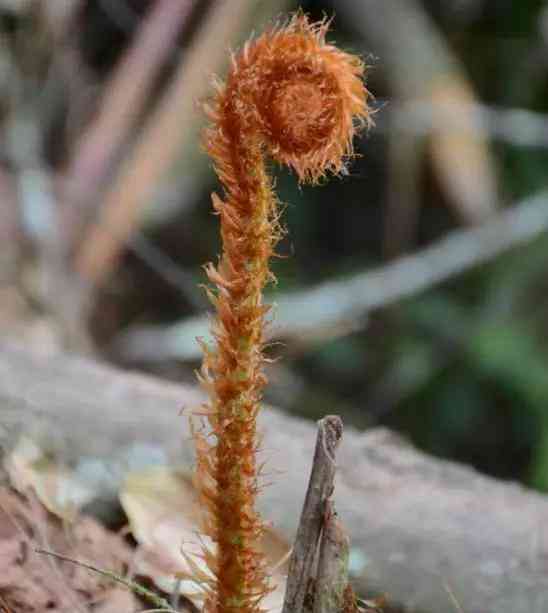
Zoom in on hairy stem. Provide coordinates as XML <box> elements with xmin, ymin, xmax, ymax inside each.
<box><xmin>213</xmin><ymin>145</ymin><xmax>275</xmax><ymax>607</ymax></box>
<box><xmin>193</xmin><ymin>13</ymin><xmax>370</xmax><ymax>613</ymax></box>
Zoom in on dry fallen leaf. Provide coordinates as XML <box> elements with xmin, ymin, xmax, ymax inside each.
<box><xmin>0</xmin><ymin>487</ymin><xmax>138</xmax><ymax>613</ymax></box>
<box><xmin>5</xmin><ymin>436</ymin><xmax>95</xmax><ymax>520</ymax></box>
<box><xmin>120</xmin><ymin>466</ymin><xmax>289</xmax><ymax>610</ymax></box>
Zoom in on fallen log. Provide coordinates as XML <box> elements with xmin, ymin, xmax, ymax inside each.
<box><xmin>1</xmin><ymin>339</ymin><xmax>547</xmax><ymax>613</ymax></box>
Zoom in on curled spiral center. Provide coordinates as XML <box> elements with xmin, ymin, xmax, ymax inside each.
<box><xmin>266</xmin><ymin>79</ymin><xmax>338</xmax><ymax>154</ymax></box>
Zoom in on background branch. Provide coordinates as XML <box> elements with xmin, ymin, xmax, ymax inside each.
<box><xmin>113</xmin><ymin>189</ymin><xmax>548</xmax><ymax>362</ymax></box>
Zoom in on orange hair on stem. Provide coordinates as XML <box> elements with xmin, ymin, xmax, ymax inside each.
<box><xmin>192</xmin><ymin>13</ymin><xmax>371</xmax><ymax>613</ymax></box>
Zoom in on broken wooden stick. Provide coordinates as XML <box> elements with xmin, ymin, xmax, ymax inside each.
<box><xmin>282</xmin><ymin>416</ymin><xmax>344</xmax><ymax>613</ymax></box>
<box><xmin>314</xmin><ymin>499</ymin><xmax>351</xmax><ymax>613</ymax></box>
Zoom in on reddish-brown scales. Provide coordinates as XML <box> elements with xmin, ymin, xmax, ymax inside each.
<box><xmin>192</xmin><ymin>13</ymin><xmax>371</xmax><ymax>613</ymax></box>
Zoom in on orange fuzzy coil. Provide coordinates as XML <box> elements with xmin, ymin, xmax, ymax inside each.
<box><xmin>193</xmin><ymin>13</ymin><xmax>371</xmax><ymax>613</ymax></box>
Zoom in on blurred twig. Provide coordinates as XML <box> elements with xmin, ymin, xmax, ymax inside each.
<box><xmin>62</xmin><ymin>0</ymin><xmax>196</xmax><ymax>247</ymax></box>
<box><xmin>74</xmin><ymin>0</ymin><xmax>291</xmax><ymax>287</ymax></box>
<box><xmin>336</xmin><ymin>0</ymin><xmax>498</xmax><ymax>230</ymax></box>
<box><xmin>112</xmin><ymin>190</ymin><xmax>548</xmax><ymax>362</ymax></box>
<box><xmin>127</xmin><ymin>232</ymin><xmax>205</xmax><ymax>309</ymax></box>
<box><xmin>35</xmin><ymin>549</ymin><xmax>176</xmax><ymax>612</ymax></box>
<box><xmin>384</xmin><ymin>101</ymin><xmax>548</xmax><ymax>150</ymax></box>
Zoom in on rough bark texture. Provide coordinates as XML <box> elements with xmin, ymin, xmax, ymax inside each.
<box><xmin>282</xmin><ymin>416</ymin><xmax>342</xmax><ymax>613</ymax></box>
<box><xmin>2</xmin><ymin>340</ymin><xmax>548</xmax><ymax>613</ymax></box>
<box><xmin>313</xmin><ymin>500</ymin><xmax>350</xmax><ymax>613</ymax></box>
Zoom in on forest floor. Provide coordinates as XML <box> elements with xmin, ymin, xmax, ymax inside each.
<box><xmin>0</xmin><ymin>487</ymin><xmax>141</xmax><ymax>613</ymax></box>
